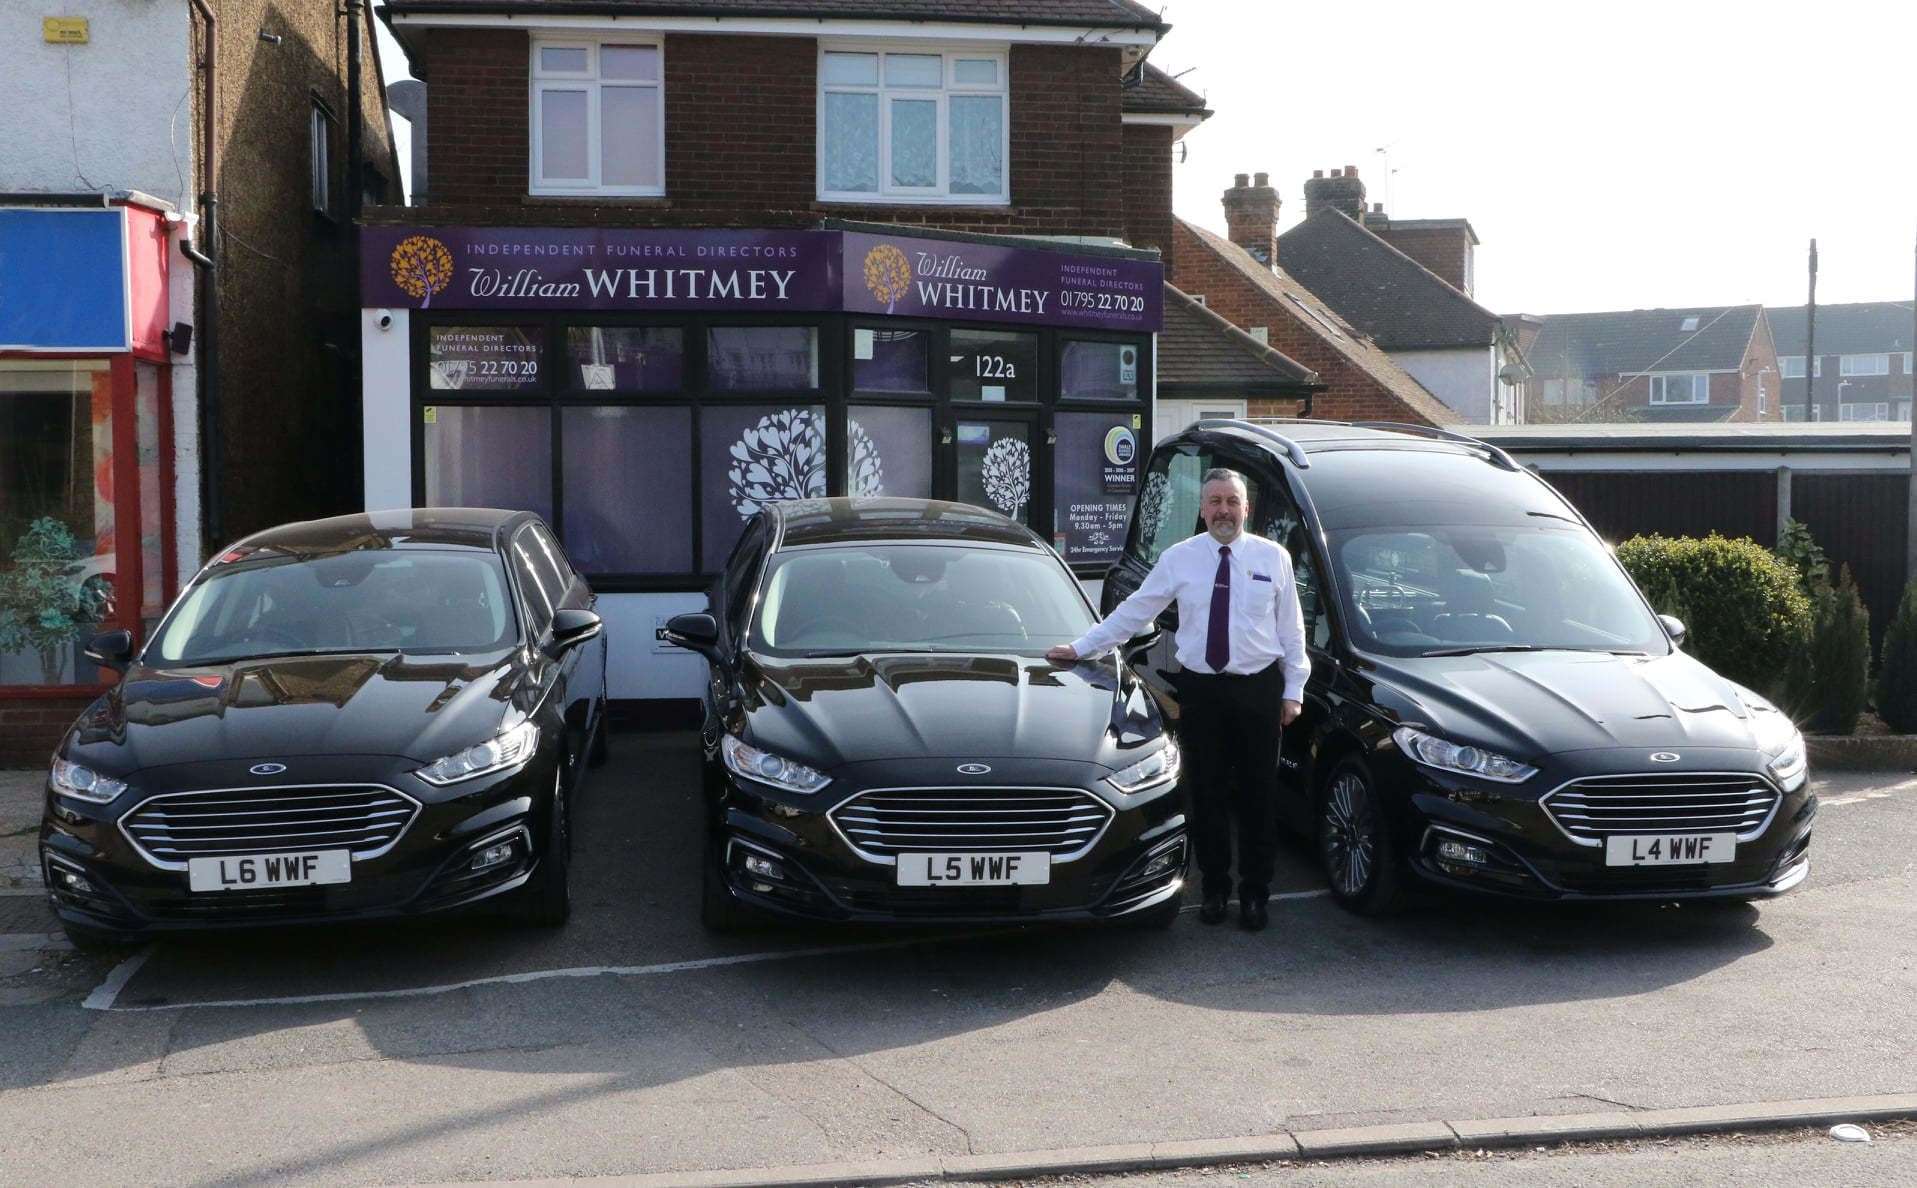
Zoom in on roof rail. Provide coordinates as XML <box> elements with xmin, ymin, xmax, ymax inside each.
<box><xmin>1190</xmin><ymin>419</ymin><xmax>1310</xmax><ymax>469</ymax></box>
<box><xmin>1346</xmin><ymin>421</ymin><xmax>1522</xmax><ymax>471</ymax></box>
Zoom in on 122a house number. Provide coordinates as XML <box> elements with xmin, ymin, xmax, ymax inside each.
<box><xmin>975</xmin><ymin>355</ymin><xmax>1017</xmax><ymax>378</ymax></box>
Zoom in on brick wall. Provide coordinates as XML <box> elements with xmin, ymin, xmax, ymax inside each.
<box><xmin>1120</xmin><ymin>123</ymin><xmax>1174</xmax><ymax>270</ymax></box>
<box><xmin>419</xmin><ymin>32</ymin><xmax>1129</xmax><ymax>237</ymax></box>
<box><xmin>0</xmin><ymin>696</ymin><xmax>90</xmax><ymax>767</ymax></box>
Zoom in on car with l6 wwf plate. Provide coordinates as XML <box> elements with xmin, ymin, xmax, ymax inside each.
<box><xmin>664</xmin><ymin>498</ymin><xmax>1186</xmax><ymax>931</ymax></box>
<box><xmin>1103</xmin><ymin>420</ymin><xmax>1813</xmax><ymax>913</ymax></box>
<box><xmin>39</xmin><ymin>509</ymin><xmax>608</xmax><ymax>948</ymax></box>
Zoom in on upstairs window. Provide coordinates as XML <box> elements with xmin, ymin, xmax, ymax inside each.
<box><xmin>1840</xmin><ymin>353</ymin><xmax>1889</xmax><ymax>376</ymax></box>
<box><xmin>818</xmin><ymin>47</ymin><xmax>1008</xmax><ymax>204</ymax></box>
<box><xmin>1780</xmin><ymin>355</ymin><xmax>1822</xmax><ymax>379</ymax></box>
<box><xmin>531</xmin><ymin>39</ymin><xmax>664</xmax><ymax>196</ymax></box>
<box><xmin>1647</xmin><ymin>372</ymin><xmax>1709</xmax><ymax>405</ymax></box>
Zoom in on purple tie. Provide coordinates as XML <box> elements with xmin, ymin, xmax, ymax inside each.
<box><xmin>1206</xmin><ymin>545</ymin><xmax>1232</xmax><ymax>673</ymax></box>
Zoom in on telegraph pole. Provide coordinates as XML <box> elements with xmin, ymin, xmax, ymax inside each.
<box><xmin>1804</xmin><ymin>239</ymin><xmax>1818</xmax><ymax>422</ymax></box>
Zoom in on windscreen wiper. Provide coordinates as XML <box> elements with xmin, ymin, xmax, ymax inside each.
<box><xmin>1420</xmin><ymin>644</ymin><xmax>1545</xmax><ymax>657</ymax></box>
<box><xmin>176</xmin><ymin>647</ymin><xmax>399</xmax><ymax>664</ymax></box>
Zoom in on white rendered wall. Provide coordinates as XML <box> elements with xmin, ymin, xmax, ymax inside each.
<box><xmin>362</xmin><ymin>308</ymin><xmax>413</xmax><ymax>511</ymax></box>
<box><xmin>1390</xmin><ymin>347</ymin><xmax>1495</xmax><ymax>424</ymax></box>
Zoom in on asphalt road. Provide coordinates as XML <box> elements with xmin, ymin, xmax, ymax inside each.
<box><xmin>0</xmin><ymin>738</ymin><xmax>1913</xmax><ymax>1186</ymax></box>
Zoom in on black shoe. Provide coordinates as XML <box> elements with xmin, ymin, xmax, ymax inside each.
<box><xmin>1199</xmin><ymin>892</ymin><xmax>1228</xmax><ymax>925</ymax></box>
<box><xmin>1240</xmin><ymin>897</ymin><xmax>1269</xmax><ymax>931</ymax></box>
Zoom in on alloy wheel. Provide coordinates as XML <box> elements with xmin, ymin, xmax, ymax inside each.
<box><xmin>1321</xmin><ymin>771</ymin><xmax>1377</xmax><ymax>897</ymax></box>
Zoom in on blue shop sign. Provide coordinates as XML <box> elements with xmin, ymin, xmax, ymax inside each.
<box><xmin>0</xmin><ymin>208</ymin><xmax>131</xmax><ymax>350</ymax></box>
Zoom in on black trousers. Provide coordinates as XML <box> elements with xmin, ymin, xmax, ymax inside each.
<box><xmin>1175</xmin><ymin>662</ymin><xmax>1284</xmax><ymax>901</ymax></box>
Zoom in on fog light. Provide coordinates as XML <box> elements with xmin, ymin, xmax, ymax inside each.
<box><xmin>58</xmin><ymin>868</ymin><xmax>96</xmax><ymax>894</ymax></box>
<box><xmin>744</xmin><ymin>853</ymin><xmax>784</xmax><ymax>880</ymax></box>
<box><xmin>471</xmin><ymin>840</ymin><xmax>515</xmax><ymax>871</ymax></box>
<box><xmin>1437</xmin><ymin>839</ymin><xmax>1488</xmax><ymax>866</ymax></box>
<box><xmin>1140</xmin><ymin>844</ymin><xmax>1184</xmax><ymax>879</ymax></box>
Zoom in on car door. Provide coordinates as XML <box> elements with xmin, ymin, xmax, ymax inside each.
<box><xmin>511</xmin><ymin>523</ymin><xmax>583</xmax><ymax>763</ymax></box>
<box><xmin>699</xmin><ymin>517</ymin><xmax>770</xmax><ymax>752</ymax></box>
<box><xmin>1253</xmin><ymin>477</ymin><xmax>1341</xmax><ymax>830</ymax></box>
<box><xmin>530</xmin><ymin>520</ymin><xmax>602</xmax><ymax>740</ymax></box>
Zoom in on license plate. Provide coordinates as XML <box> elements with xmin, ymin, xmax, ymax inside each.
<box><xmin>895</xmin><ymin>852</ymin><xmax>1051</xmax><ymax>887</ymax></box>
<box><xmin>1604</xmin><ymin>833</ymin><xmax>1736</xmax><ymax>866</ymax></box>
<box><xmin>187</xmin><ymin>850</ymin><xmax>351</xmax><ymax>892</ymax></box>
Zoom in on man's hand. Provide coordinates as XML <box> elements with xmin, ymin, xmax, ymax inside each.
<box><xmin>1045</xmin><ymin>644</ymin><xmax>1079</xmax><ymax>665</ymax></box>
<box><xmin>1281</xmin><ymin>699</ymin><xmax>1302</xmax><ymax>726</ymax></box>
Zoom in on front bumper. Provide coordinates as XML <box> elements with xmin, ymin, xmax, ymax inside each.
<box><xmin>713</xmin><ymin>756</ymin><xmax>1188</xmax><ymax>925</ymax></box>
<box><xmin>38</xmin><ymin>752</ymin><xmax>557</xmax><ymax>935</ymax></box>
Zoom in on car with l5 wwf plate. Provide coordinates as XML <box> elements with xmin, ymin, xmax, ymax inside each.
<box><xmin>664</xmin><ymin>498</ymin><xmax>1186</xmax><ymax>931</ymax></box>
<box><xmin>39</xmin><ymin>509</ymin><xmax>608</xmax><ymax>948</ymax></box>
<box><xmin>1103</xmin><ymin>420</ymin><xmax>1813</xmax><ymax>913</ymax></box>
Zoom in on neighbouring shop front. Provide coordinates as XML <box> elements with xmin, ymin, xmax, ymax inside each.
<box><xmin>359</xmin><ymin>221</ymin><xmax>1161</xmax><ymax>701</ymax></box>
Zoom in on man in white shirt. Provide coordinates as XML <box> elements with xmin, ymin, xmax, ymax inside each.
<box><xmin>1047</xmin><ymin>469</ymin><xmax>1308</xmax><ymax>930</ymax></box>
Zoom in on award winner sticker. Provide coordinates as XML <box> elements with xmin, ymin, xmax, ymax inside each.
<box><xmin>1103</xmin><ymin>425</ymin><xmax>1137</xmax><ymax>467</ymax></box>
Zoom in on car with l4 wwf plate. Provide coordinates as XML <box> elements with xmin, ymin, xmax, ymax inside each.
<box><xmin>39</xmin><ymin>509</ymin><xmax>608</xmax><ymax>948</ymax></box>
<box><xmin>1103</xmin><ymin>420</ymin><xmax>1814</xmax><ymax>913</ymax></box>
<box><xmin>665</xmin><ymin>498</ymin><xmax>1186</xmax><ymax>931</ymax></box>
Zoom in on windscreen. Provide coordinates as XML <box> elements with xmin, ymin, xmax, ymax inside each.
<box><xmin>1332</xmin><ymin>523</ymin><xmax>1669</xmax><ymax>658</ymax></box>
<box><xmin>751</xmin><ymin>544</ymin><xmax>1095</xmax><ymax>657</ymax></box>
<box><xmin>149</xmin><ymin>550</ymin><xmax>516</xmax><ymax>665</ymax></box>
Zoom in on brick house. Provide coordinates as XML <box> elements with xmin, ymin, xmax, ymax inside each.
<box><xmin>1768</xmin><ymin>302</ymin><xmax>1916</xmax><ymax>423</ymax></box>
<box><xmin>0</xmin><ymin>2</ymin><xmax>398</xmax><ymax>763</ymax></box>
<box><xmin>364</xmin><ymin>0</ymin><xmax>1191</xmax><ymax>704</ymax></box>
<box><xmin>1521</xmin><ymin>306</ymin><xmax>1781</xmax><ymax>424</ymax></box>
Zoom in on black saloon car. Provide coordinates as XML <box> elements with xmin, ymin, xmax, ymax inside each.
<box><xmin>665</xmin><ymin>499</ymin><xmax>1186</xmax><ymax>930</ymax></box>
<box><xmin>40</xmin><ymin>509</ymin><xmax>608</xmax><ymax>946</ymax></box>
<box><xmin>1105</xmin><ymin>420</ymin><xmax>1814</xmax><ymax>912</ymax></box>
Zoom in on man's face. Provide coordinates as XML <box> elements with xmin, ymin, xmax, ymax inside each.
<box><xmin>1201</xmin><ymin>479</ymin><xmax>1247</xmax><ymax>543</ymax></box>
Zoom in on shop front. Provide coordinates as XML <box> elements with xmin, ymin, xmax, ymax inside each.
<box><xmin>359</xmin><ymin>221</ymin><xmax>1161</xmax><ymax>701</ymax></box>
<box><xmin>1</xmin><ymin>201</ymin><xmax>177</xmax><ymax>753</ymax></box>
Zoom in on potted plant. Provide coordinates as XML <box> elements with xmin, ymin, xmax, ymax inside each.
<box><xmin>0</xmin><ymin>517</ymin><xmax>114</xmax><ymax>685</ymax></box>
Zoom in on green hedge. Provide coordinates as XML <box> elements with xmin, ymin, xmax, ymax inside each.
<box><xmin>1615</xmin><ymin>534</ymin><xmax>1811</xmax><ymax>697</ymax></box>
<box><xmin>1801</xmin><ymin>567</ymin><xmax>1871</xmax><ymax>735</ymax></box>
<box><xmin>1878</xmin><ymin>579</ymin><xmax>1917</xmax><ymax>733</ymax></box>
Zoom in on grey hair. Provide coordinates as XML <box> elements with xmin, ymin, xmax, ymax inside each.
<box><xmin>1200</xmin><ymin>468</ymin><xmax>1248</xmax><ymax>496</ymax></box>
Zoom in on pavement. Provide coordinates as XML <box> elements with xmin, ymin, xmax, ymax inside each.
<box><xmin>0</xmin><ymin>742</ymin><xmax>1913</xmax><ymax>1186</ymax></box>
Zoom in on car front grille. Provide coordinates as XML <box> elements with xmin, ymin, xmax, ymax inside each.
<box><xmin>121</xmin><ymin>785</ymin><xmax>420</xmax><ymax>870</ymax></box>
<box><xmin>1541</xmin><ymin>773</ymin><xmax>1781</xmax><ymax>846</ymax></box>
<box><xmin>830</xmin><ymin>787</ymin><xmax>1114</xmax><ymax>861</ymax></box>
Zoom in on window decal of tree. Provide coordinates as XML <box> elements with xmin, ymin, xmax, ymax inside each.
<box><xmin>862</xmin><ymin>244</ymin><xmax>912</xmax><ymax>315</ymax></box>
<box><xmin>980</xmin><ymin>437</ymin><xmax>1031</xmax><ymax>517</ymax></box>
<box><xmin>727</xmin><ymin>409</ymin><xmax>884</xmax><ymax>519</ymax></box>
<box><xmin>389</xmin><ymin>235</ymin><xmax>454</xmax><ymax>308</ymax></box>
<box><xmin>1135</xmin><ymin>470</ymin><xmax>1171</xmax><ymax>545</ymax></box>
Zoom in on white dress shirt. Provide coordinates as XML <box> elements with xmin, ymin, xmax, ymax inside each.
<box><xmin>1071</xmin><ymin>531</ymin><xmax>1311</xmax><ymax>701</ymax></box>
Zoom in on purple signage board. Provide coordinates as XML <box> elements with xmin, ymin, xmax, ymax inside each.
<box><xmin>363</xmin><ymin>226</ymin><xmax>1163</xmax><ymax>331</ymax></box>
<box><xmin>362</xmin><ymin>226</ymin><xmax>838</xmax><ymax>312</ymax></box>
<box><xmin>840</xmin><ymin>230</ymin><xmax>1161</xmax><ymax>333</ymax></box>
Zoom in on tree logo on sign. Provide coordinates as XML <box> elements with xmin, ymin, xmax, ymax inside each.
<box><xmin>727</xmin><ymin>409</ymin><xmax>885</xmax><ymax>518</ymax></box>
<box><xmin>862</xmin><ymin>243</ymin><xmax>912</xmax><ymax>314</ymax></box>
<box><xmin>389</xmin><ymin>235</ymin><xmax>454</xmax><ymax>308</ymax></box>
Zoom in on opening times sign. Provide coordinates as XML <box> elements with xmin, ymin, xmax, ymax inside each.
<box><xmin>362</xmin><ymin>226</ymin><xmax>1160</xmax><ymax>333</ymax></box>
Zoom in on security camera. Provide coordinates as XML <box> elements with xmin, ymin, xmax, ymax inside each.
<box><xmin>377</xmin><ymin>312</ymin><xmax>394</xmax><ymax>331</ymax></box>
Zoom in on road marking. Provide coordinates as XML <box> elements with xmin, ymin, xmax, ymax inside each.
<box><xmin>1822</xmin><ymin>791</ymin><xmax>1892</xmax><ymax>806</ymax></box>
<box><xmin>81</xmin><ymin>946</ymin><xmax>152</xmax><ymax>1011</ymax></box>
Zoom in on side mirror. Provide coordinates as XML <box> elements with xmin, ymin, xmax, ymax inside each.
<box><xmin>1121</xmin><ymin>627</ymin><xmax>1162</xmax><ymax>660</ymax></box>
<box><xmin>1658</xmin><ymin>614</ymin><xmax>1687</xmax><ymax>648</ymax></box>
<box><xmin>664</xmin><ymin>612</ymin><xmax>721</xmax><ymax>659</ymax></box>
<box><xmin>547</xmin><ymin>608</ymin><xmax>603</xmax><ymax>655</ymax></box>
<box><xmin>83</xmin><ymin>629</ymin><xmax>135</xmax><ymax>672</ymax></box>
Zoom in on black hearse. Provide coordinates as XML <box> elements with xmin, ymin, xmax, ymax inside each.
<box><xmin>1104</xmin><ymin>420</ymin><xmax>1814</xmax><ymax>912</ymax></box>
<box><xmin>665</xmin><ymin>499</ymin><xmax>1186</xmax><ymax>930</ymax></box>
<box><xmin>40</xmin><ymin>509</ymin><xmax>607</xmax><ymax>946</ymax></box>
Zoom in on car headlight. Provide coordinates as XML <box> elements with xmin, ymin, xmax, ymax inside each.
<box><xmin>416</xmin><ymin>720</ymin><xmax>540</xmax><ymax>786</ymax></box>
<box><xmin>1767</xmin><ymin>732</ymin><xmax>1807</xmax><ymax>786</ymax></box>
<box><xmin>1107</xmin><ymin>742</ymin><xmax>1180</xmax><ymax>795</ymax></box>
<box><xmin>50</xmin><ymin>758</ymin><xmax>128</xmax><ymax>805</ymax></box>
<box><xmin>1391</xmin><ymin>726</ymin><xmax>1537</xmax><ymax>784</ymax></box>
<box><xmin>721</xmin><ymin>733</ymin><xmax>832</xmax><ymax>795</ymax></box>
<box><xmin>1738</xmin><ymin>688</ymin><xmax>1808</xmax><ymax>787</ymax></box>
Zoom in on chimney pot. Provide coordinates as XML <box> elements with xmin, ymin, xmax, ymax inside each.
<box><xmin>1345</xmin><ymin>164</ymin><xmax>1359</xmax><ymax>177</ymax></box>
<box><xmin>1253</xmin><ymin>171</ymin><xmax>1269</xmax><ymax>187</ymax></box>
<box><xmin>1330</xmin><ymin>167</ymin><xmax>1342</xmax><ymax>178</ymax></box>
<box><xmin>1233</xmin><ymin>172</ymin><xmax>1249</xmax><ymax>188</ymax></box>
<box><xmin>1372</xmin><ymin>202</ymin><xmax>1383</xmax><ymax>213</ymax></box>
<box><xmin>1312</xmin><ymin>169</ymin><xmax>1324</xmax><ymax>178</ymax></box>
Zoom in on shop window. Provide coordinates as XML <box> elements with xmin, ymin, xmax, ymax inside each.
<box><xmin>1060</xmin><ymin>340</ymin><xmax>1142</xmax><ymax>401</ymax></box>
<box><xmin>818</xmin><ymin>47</ymin><xmax>1007</xmax><ymax>204</ymax></box>
<box><xmin>0</xmin><ymin>360</ymin><xmax>117</xmax><ymax>685</ymax></box>
<box><xmin>421</xmin><ymin>405</ymin><xmax>553</xmax><ymax>522</ymax></box>
<box><xmin>699</xmin><ymin>404</ymin><xmax>827</xmax><ymax>569</ymax></box>
<box><xmin>560</xmin><ymin>406</ymin><xmax>693</xmax><ymax>574</ymax></box>
<box><xmin>852</xmin><ymin>327</ymin><xmax>930</xmax><ymax>393</ymax></box>
<box><xmin>1051</xmin><ymin>412</ymin><xmax>1142</xmax><ymax>566</ymax></box>
<box><xmin>564</xmin><ymin>326</ymin><xmax>683</xmax><ymax>392</ymax></box>
<box><xmin>707</xmin><ymin>327</ymin><xmax>819</xmax><ymax>392</ymax></box>
<box><xmin>530</xmin><ymin>39</ymin><xmax>665</xmax><ymax>196</ymax></box>
<box><xmin>949</xmin><ymin>329</ymin><xmax>1038</xmax><ymax>402</ymax></box>
<box><xmin>846</xmin><ymin>405</ymin><xmax>933</xmax><ymax>498</ymax></box>
<box><xmin>427</xmin><ymin>326</ymin><xmax>543</xmax><ymax>392</ymax></box>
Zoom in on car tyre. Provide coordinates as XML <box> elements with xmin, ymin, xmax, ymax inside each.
<box><xmin>1318</xmin><ymin>756</ymin><xmax>1404</xmax><ymax>915</ymax></box>
<box><xmin>587</xmin><ymin>697</ymin><xmax>610</xmax><ymax>768</ymax></box>
<box><xmin>516</xmin><ymin>765</ymin><xmax>573</xmax><ymax>927</ymax></box>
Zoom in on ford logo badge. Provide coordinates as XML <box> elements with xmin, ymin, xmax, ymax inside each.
<box><xmin>956</xmin><ymin>763</ymin><xmax>992</xmax><ymax>775</ymax></box>
<box><xmin>1649</xmin><ymin>752</ymin><xmax>1680</xmax><ymax>764</ymax></box>
<box><xmin>249</xmin><ymin>762</ymin><xmax>288</xmax><ymax>776</ymax></box>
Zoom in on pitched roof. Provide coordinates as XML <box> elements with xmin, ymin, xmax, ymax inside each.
<box><xmin>1158</xmin><ymin>284</ymin><xmax>1316</xmax><ymax>393</ymax></box>
<box><xmin>1767</xmin><ymin>302</ymin><xmax>1916</xmax><ymax>356</ymax></box>
<box><xmin>381</xmin><ymin>0</ymin><xmax>1167</xmax><ymax>26</ymax></box>
<box><xmin>1176</xmin><ymin>219</ymin><xmax>1464</xmax><ymax>426</ymax></box>
<box><xmin>1275</xmin><ymin>207</ymin><xmax>1500</xmax><ymax>350</ymax></box>
<box><xmin>1524</xmin><ymin>305</ymin><xmax>1762</xmax><ymax>377</ymax></box>
<box><xmin>1122</xmin><ymin>63</ymin><xmax>1210</xmax><ymax>116</ymax></box>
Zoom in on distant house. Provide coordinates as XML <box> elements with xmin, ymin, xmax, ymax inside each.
<box><xmin>1519</xmin><ymin>306</ymin><xmax>1781</xmax><ymax>424</ymax></box>
<box><xmin>1155</xmin><ymin>282</ymin><xmax>1318</xmax><ymax>438</ymax></box>
<box><xmin>1768</xmin><ymin>302</ymin><xmax>1915</xmax><ymax>422</ymax></box>
<box><xmin>1275</xmin><ymin>166</ymin><xmax>1528</xmax><ymax>424</ymax></box>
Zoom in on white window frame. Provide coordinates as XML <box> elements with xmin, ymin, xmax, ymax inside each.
<box><xmin>1647</xmin><ymin>372</ymin><xmax>1709</xmax><ymax>405</ymax></box>
<box><xmin>1839</xmin><ymin>401</ymin><xmax>1891</xmax><ymax>421</ymax></box>
<box><xmin>1903</xmin><ymin>352</ymin><xmax>1913</xmax><ymax>374</ymax></box>
<box><xmin>310</xmin><ymin>102</ymin><xmax>335</xmax><ymax>217</ymax></box>
<box><xmin>1839</xmin><ymin>353</ymin><xmax>1889</xmax><ymax>377</ymax></box>
<box><xmin>529</xmin><ymin>37</ymin><xmax>666</xmax><ymax>197</ymax></box>
<box><xmin>1779</xmin><ymin>355</ymin><xmax>1804</xmax><ymax>378</ymax></box>
<box><xmin>1757</xmin><ymin>373</ymin><xmax>1767</xmax><ymax>415</ymax></box>
<box><xmin>816</xmin><ymin>42</ymin><xmax>1010</xmax><ymax>205</ymax></box>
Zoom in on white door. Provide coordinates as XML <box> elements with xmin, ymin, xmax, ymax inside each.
<box><xmin>1153</xmin><ymin>399</ymin><xmax>1248</xmax><ymax>443</ymax></box>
